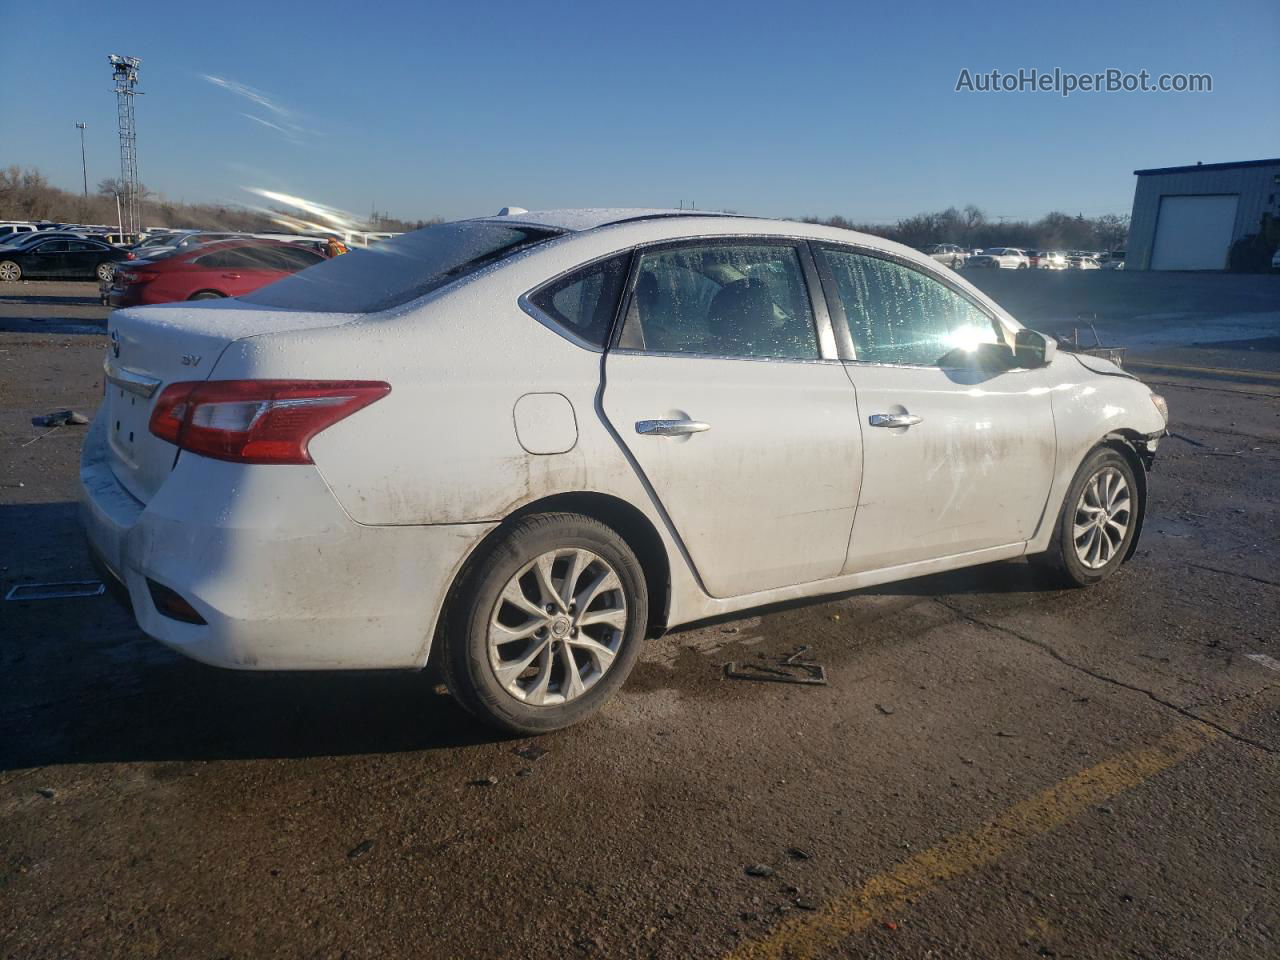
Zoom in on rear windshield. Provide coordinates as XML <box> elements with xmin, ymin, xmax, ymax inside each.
<box><xmin>240</xmin><ymin>221</ymin><xmax>561</xmax><ymax>313</ymax></box>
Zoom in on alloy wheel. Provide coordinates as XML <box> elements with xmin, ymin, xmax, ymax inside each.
<box><xmin>0</xmin><ymin>262</ymin><xmax>19</xmax><ymax>282</ymax></box>
<box><xmin>1072</xmin><ymin>466</ymin><xmax>1131</xmax><ymax>569</ymax></box>
<box><xmin>487</xmin><ymin>548</ymin><xmax>627</xmax><ymax>706</ymax></box>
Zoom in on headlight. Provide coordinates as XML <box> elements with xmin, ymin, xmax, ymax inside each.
<box><xmin>1149</xmin><ymin>392</ymin><xmax>1168</xmax><ymax>423</ymax></box>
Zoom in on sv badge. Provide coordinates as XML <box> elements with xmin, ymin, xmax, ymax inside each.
<box><xmin>181</xmin><ymin>354</ymin><xmax>202</xmax><ymax>367</ymax></box>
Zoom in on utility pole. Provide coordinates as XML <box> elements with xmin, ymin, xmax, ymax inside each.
<box><xmin>75</xmin><ymin>122</ymin><xmax>88</xmax><ymax>196</ymax></box>
<box><xmin>108</xmin><ymin>54</ymin><xmax>142</xmax><ymax>236</ymax></box>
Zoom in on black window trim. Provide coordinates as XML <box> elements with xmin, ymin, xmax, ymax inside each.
<box><xmin>607</xmin><ymin>234</ymin><xmax>840</xmax><ymax>364</ymax></box>
<box><xmin>518</xmin><ymin>249</ymin><xmax>636</xmax><ymax>353</ymax></box>
<box><xmin>810</xmin><ymin>240</ymin><xmax>1014</xmax><ymax>368</ymax></box>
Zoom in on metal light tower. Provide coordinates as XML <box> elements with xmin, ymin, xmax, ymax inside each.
<box><xmin>75</xmin><ymin>122</ymin><xmax>88</xmax><ymax>196</ymax></box>
<box><xmin>108</xmin><ymin>55</ymin><xmax>142</xmax><ymax>236</ymax></box>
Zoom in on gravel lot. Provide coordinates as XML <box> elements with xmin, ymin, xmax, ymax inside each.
<box><xmin>1</xmin><ymin>277</ymin><xmax>1278</xmax><ymax>959</ymax></box>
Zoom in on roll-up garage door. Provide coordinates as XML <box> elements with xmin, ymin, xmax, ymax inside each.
<box><xmin>1150</xmin><ymin>194</ymin><xmax>1239</xmax><ymax>270</ymax></box>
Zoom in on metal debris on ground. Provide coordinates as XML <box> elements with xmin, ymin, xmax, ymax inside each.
<box><xmin>744</xmin><ymin>864</ymin><xmax>775</xmax><ymax>878</ymax></box>
<box><xmin>31</xmin><ymin>410</ymin><xmax>90</xmax><ymax>427</ymax></box>
<box><xmin>1068</xmin><ymin>315</ymin><xmax>1127</xmax><ymax>367</ymax></box>
<box><xmin>724</xmin><ymin>645</ymin><xmax>828</xmax><ymax>686</ymax></box>
<box><xmin>513</xmin><ymin>744</ymin><xmax>548</xmax><ymax>762</ymax></box>
<box><xmin>346</xmin><ymin>839</ymin><xmax>375</xmax><ymax>860</ymax></box>
<box><xmin>470</xmin><ymin>775</ymin><xmax>499</xmax><ymax>787</ymax></box>
<box><xmin>5</xmin><ymin>581</ymin><xmax>105</xmax><ymax>601</ymax></box>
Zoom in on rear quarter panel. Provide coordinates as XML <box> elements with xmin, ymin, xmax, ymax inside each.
<box><xmin>207</xmin><ymin>239</ymin><xmax>662</xmax><ymax>529</ymax></box>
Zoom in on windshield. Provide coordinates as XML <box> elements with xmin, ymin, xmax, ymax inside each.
<box><xmin>240</xmin><ymin>220</ymin><xmax>561</xmax><ymax>313</ymax></box>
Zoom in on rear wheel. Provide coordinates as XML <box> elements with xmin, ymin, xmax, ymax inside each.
<box><xmin>1034</xmin><ymin>447</ymin><xmax>1139</xmax><ymax>587</ymax></box>
<box><xmin>442</xmin><ymin>512</ymin><xmax>648</xmax><ymax>734</ymax></box>
<box><xmin>188</xmin><ymin>290</ymin><xmax>225</xmax><ymax>300</ymax></box>
<box><xmin>95</xmin><ymin>262</ymin><xmax>115</xmax><ymax>282</ymax></box>
<box><xmin>0</xmin><ymin>261</ymin><xmax>21</xmax><ymax>282</ymax></box>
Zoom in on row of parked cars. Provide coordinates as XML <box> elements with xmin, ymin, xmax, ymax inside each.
<box><xmin>0</xmin><ymin>222</ymin><xmax>387</xmax><ymax>306</ymax></box>
<box><xmin>921</xmin><ymin>244</ymin><xmax>1125</xmax><ymax>271</ymax></box>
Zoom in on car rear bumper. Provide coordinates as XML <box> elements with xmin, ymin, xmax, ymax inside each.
<box><xmin>78</xmin><ymin>413</ymin><xmax>495</xmax><ymax>670</ymax></box>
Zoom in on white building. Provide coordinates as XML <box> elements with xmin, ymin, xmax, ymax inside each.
<box><xmin>1125</xmin><ymin>158</ymin><xmax>1280</xmax><ymax>270</ymax></box>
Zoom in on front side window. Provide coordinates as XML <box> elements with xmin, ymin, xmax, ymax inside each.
<box><xmin>618</xmin><ymin>243</ymin><xmax>818</xmax><ymax>360</ymax></box>
<box><xmin>528</xmin><ymin>253</ymin><xmax>630</xmax><ymax>348</ymax></box>
<box><xmin>272</xmin><ymin>246</ymin><xmax>325</xmax><ymax>270</ymax></box>
<box><xmin>818</xmin><ymin>247</ymin><xmax>1000</xmax><ymax>366</ymax></box>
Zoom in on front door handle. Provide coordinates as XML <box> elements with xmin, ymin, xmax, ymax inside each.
<box><xmin>869</xmin><ymin>413</ymin><xmax>923</xmax><ymax>428</ymax></box>
<box><xmin>221</xmin><ymin>272</ymin><xmax>242</xmax><ymax>279</ymax></box>
<box><xmin>635</xmin><ymin>418</ymin><xmax>711</xmax><ymax>437</ymax></box>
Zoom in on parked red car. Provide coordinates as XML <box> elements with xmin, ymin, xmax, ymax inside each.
<box><xmin>107</xmin><ymin>238</ymin><xmax>327</xmax><ymax>307</ymax></box>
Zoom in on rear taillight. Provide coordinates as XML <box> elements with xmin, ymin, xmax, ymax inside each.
<box><xmin>126</xmin><ymin>252</ymin><xmax>136</xmax><ymax>260</ymax></box>
<box><xmin>149</xmin><ymin>380</ymin><xmax>390</xmax><ymax>465</ymax></box>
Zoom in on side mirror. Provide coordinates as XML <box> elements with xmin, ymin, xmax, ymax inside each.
<box><xmin>1014</xmin><ymin>329</ymin><xmax>1057</xmax><ymax>368</ymax></box>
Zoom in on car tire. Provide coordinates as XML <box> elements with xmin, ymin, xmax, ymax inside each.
<box><xmin>0</xmin><ymin>261</ymin><xmax>21</xmax><ymax>282</ymax></box>
<box><xmin>1017</xmin><ymin>262</ymin><xmax>1028</xmax><ymax>269</ymax></box>
<box><xmin>1034</xmin><ymin>447</ymin><xmax>1140</xmax><ymax>588</ymax></box>
<box><xmin>188</xmin><ymin>290</ymin><xmax>225</xmax><ymax>300</ymax></box>
<box><xmin>441</xmin><ymin>512</ymin><xmax>649</xmax><ymax>735</ymax></box>
<box><xmin>95</xmin><ymin>262</ymin><xmax>115</xmax><ymax>282</ymax></box>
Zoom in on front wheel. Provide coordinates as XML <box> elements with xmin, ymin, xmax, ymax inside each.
<box><xmin>188</xmin><ymin>290</ymin><xmax>225</xmax><ymax>300</ymax></box>
<box><xmin>442</xmin><ymin>512</ymin><xmax>649</xmax><ymax>734</ymax></box>
<box><xmin>1034</xmin><ymin>447</ymin><xmax>1140</xmax><ymax>587</ymax></box>
<box><xmin>0</xmin><ymin>261</ymin><xmax>21</xmax><ymax>282</ymax></box>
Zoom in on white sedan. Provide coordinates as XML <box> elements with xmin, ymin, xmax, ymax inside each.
<box><xmin>965</xmin><ymin>247</ymin><xmax>1030</xmax><ymax>269</ymax></box>
<box><xmin>80</xmin><ymin>210</ymin><xmax>1168</xmax><ymax>733</ymax></box>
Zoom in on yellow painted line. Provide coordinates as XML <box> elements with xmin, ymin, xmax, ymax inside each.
<box><xmin>724</xmin><ymin>725</ymin><xmax>1219</xmax><ymax>960</ymax></box>
<box><xmin>1126</xmin><ymin>359</ymin><xmax>1280</xmax><ymax>383</ymax></box>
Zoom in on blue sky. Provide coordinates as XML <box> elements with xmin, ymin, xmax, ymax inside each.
<box><xmin>4</xmin><ymin>0</ymin><xmax>1276</xmax><ymax>224</ymax></box>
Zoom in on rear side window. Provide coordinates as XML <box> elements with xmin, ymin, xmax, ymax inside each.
<box><xmin>527</xmin><ymin>253</ymin><xmax>630</xmax><ymax>348</ymax></box>
<box><xmin>240</xmin><ymin>221</ymin><xmax>561</xmax><ymax>313</ymax></box>
<box><xmin>195</xmin><ymin>249</ymin><xmax>252</xmax><ymax>269</ymax></box>
<box><xmin>817</xmin><ymin>247</ymin><xmax>999</xmax><ymax>366</ymax></box>
<box><xmin>617</xmin><ymin>243</ymin><xmax>818</xmax><ymax>360</ymax></box>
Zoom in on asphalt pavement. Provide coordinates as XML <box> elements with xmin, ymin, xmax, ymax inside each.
<box><xmin>1</xmin><ymin>278</ymin><xmax>1277</xmax><ymax>959</ymax></box>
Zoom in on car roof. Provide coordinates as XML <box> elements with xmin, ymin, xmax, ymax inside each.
<box><xmin>472</xmin><ymin>207</ymin><xmax>743</xmax><ymax>232</ymax></box>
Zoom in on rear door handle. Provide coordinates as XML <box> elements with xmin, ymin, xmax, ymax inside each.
<box><xmin>869</xmin><ymin>413</ymin><xmax>923</xmax><ymax>428</ymax></box>
<box><xmin>635</xmin><ymin>418</ymin><xmax>711</xmax><ymax>437</ymax></box>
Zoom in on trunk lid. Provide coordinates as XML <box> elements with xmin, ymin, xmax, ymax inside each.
<box><xmin>103</xmin><ymin>299</ymin><xmax>343</xmax><ymax>503</ymax></box>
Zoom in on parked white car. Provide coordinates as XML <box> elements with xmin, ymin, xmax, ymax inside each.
<box><xmin>0</xmin><ymin>222</ymin><xmax>38</xmax><ymax>242</ymax></box>
<box><xmin>1039</xmin><ymin>251</ymin><xmax>1068</xmax><ymax>270</ymax></box>
<box><xmin>1068</xmin><ymin>256</ymin><xmax>1101</xmax><ymax>270</ymax></box>
<box><xmin>920</xmin><ymin>243</ymin><xmax>967</xmax><ymax>269</ymax></box>
<box><xmin>965</xmin><ymin>247</ymin><xmax>1030</xmax><ymax>269</ymax></box>
<box><xmin>80</xmin><ymin>210</ymin><xmax>1168</xmax><ymax>733</ymax></box>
